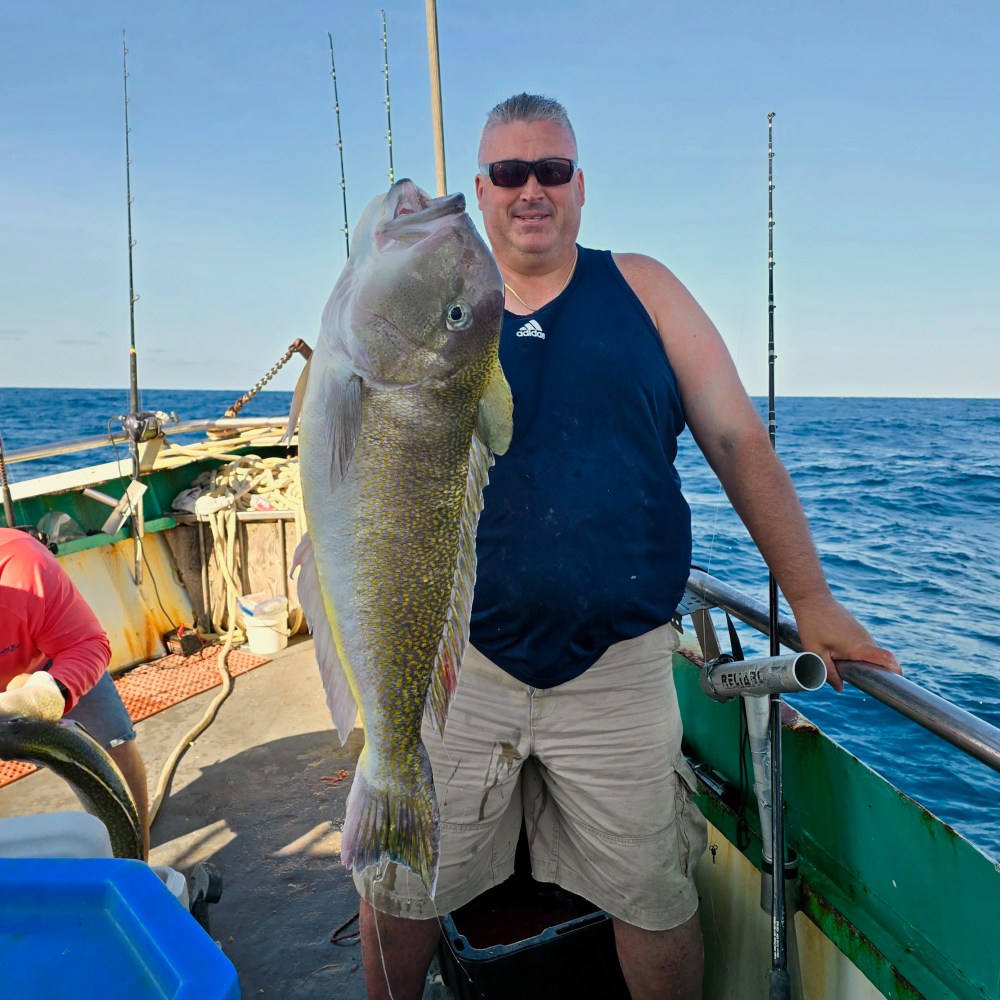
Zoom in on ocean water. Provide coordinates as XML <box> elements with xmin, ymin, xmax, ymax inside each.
<box><xmin>2</xmin><ymin>388</ymin><xmax>999</xmax><ymax>860</ymax></box>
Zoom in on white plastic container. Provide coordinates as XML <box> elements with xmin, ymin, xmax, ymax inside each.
<box><xmin>238</xmin><ymin>593</ymin><xmax>290</xmax><ymax>655</ymax></box>
<box><xmin>152</xmin><ymin>864</ymin><xmax>191</xmax><ymax>911</ymax></box>
<box><xmin>0</xmin><ymin>811</ymin><xmax>113</xmax><ymax>859</ymax></box>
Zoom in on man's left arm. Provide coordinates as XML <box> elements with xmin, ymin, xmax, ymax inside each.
<box><xmin>617</xmin><ymin>252</ymin><xmax>901</xmax><ymax>690</ymax></box>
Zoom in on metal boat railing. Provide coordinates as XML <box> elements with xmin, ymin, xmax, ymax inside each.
<box><xmin>686</xmin><ymin>569</ymin><xmax>1000</xmax><ymax>775</ymax></box>
<box><xmin>9</xmin><ymin>426</ymin><xmax>999</xmax><ymax>776</ymax></box>
<box><xmin>4</xmin><ymin>418</ymin><xmax>290</xmax><ymax>466</ymax></box>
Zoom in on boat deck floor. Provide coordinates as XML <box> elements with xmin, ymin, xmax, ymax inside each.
<box><xmin>0</xmin><ymin>636</ymin><xmax>454</xmax><ymax>1000</ymax></box>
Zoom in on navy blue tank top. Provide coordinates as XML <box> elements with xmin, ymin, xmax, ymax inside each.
<box><xmin>470</xmin><ymin>247</ymin><xmax>691</xmax><ymax>687</ymax></box>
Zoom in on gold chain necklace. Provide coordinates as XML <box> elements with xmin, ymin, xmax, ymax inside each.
<box><xmin>503</xmin><ymin>249</ymin><xmax>578</xmax><ymax>313</ymax></box>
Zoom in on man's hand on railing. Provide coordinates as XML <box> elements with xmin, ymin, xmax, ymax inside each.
<box><xmin>791</xmin><ymin>592</ymin><xmax>901</xmax><ymax>693</ymax></box>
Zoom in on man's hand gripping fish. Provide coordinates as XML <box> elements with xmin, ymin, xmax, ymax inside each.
<box><xmin>288</xmin><ymin>180</ymin><xmax>512</xmax><ymax>895</ymax></box>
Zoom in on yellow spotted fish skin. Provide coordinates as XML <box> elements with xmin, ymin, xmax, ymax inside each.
<box><xmin>290</xmin><ymin>180</ymin><xmax>511</xmax><ymax>894</ymax></box>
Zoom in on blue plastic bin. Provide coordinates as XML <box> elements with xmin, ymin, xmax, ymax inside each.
<box><xmin>0</xmin><ymin>858</ymin><xmax>240</xmax><ymax>999</ymax></box>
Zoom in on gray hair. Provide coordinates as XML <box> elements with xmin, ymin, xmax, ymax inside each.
<box><xmin>480</xmin><ymin>93</ymin><xmax>577</xmax><ymax>150</ymax></box>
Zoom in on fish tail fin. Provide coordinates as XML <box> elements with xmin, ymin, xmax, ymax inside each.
<box><xmin>341</xmin><ymin>745</ymin><xmax>440</xmax><ymax>897</ymax></box>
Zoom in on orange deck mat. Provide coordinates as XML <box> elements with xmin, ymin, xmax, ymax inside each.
<box><xmin>0</xmin><ymin>644</ymin><xmax>270</xmax><ymax>789</ymax></box>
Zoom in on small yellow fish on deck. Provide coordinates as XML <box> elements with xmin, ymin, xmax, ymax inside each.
<box><xmin>288</xmin><ymin>180</ymin><xmax>512</xmax><ymax>893</ymax></box>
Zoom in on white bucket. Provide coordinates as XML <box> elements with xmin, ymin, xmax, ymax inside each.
<box><xmin>238</xmin><ymin>593</ymin><xmax>289</xmax><ymax>655</ymax></box>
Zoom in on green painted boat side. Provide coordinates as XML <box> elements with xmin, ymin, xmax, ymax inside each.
<box><xmin>6</xmin><ymin>453</ymin><xmax>265</xmax><ymax>532</ymax></box>
<box><xmin>675</xmin><ymin>653</ymin><xmax>1000</xmax><ymax>999</ymax></box>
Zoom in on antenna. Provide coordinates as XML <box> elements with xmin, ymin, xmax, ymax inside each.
<box><xmin>327</xmin><ymin>34</ymin><xmax>350</xmax><ymax>258</ymax></box>
<box><xmin>381</xmin><ymin>9</ymin><xmax>394</xmax><ymax>186</ymax></box>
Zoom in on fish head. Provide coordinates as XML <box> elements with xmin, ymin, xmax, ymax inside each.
<box><xmin>329</xmin><ymin>179</ymin><xmax>504</xmax><ymax>387</ymax></box>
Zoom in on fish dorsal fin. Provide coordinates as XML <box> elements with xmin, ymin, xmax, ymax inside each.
<box><xmin>292</xmin><ymin>531</ymin><xmax>358</xmax><ymax>744</ymax></box>
<box><xmin>281</xmin><ymin>356</ymin><xmax>311</xmax><ymax>444</ymax></box>
<box><xmin>425</xmin><ymin>433</ymin><xmax>494</xmax><ymax>734</ymax></box>
<box><xmin>323</xmin><ymin>365</ymin><xmax>364</xmax><ymax>492</ymax></box>
<box><xmin>475</xmin><ymin>359</ymin><xmax>513</xmax><ymax>457</ymax></box>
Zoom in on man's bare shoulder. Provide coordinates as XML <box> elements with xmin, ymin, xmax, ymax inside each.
<box><xmin>610</xmin><ymin>252</ymin><xmax>695</xmax><ymax>327</ymax></box>
<box><xmin>611</xmin><ymin>251</ymin><xmax>680</xmax><ymax>284</ymax></box>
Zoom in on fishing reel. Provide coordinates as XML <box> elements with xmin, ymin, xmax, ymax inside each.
<box><xmin>117</xmin><ymin>410</ymin><xmax>166</xmax><ymax>443</ymax></box>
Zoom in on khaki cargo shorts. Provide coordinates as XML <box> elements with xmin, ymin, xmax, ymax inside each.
<box><xmin>353</xmin><ymin>623</ymin><xmax>707</xmax><ymax>931</ymax></box>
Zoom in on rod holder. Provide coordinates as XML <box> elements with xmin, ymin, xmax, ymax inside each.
<box><xmin>83</xmin><ymin>481</ymin><xmax>147</xmax><ymax>536</ymax></box>
<box><xmin>700</xmin><ymin>652</ymin><xmax>827</xmax><ymax>702</ymax></box>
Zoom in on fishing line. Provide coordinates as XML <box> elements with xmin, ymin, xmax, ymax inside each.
<box><xmin>370</xmin><ymin>863</ymin><xmax>398</xmax><ymax>1000</ymax></box>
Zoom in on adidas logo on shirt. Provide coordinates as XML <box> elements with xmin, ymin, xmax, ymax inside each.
<box><xmin>515</xmin><ymin>319</ymin><xmax>545</xmax><ymax>340</ymax></box>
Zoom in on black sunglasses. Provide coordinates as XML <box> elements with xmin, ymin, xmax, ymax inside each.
<box><xmin>480</xmin><ymin>157</ymin><xmax>578</xmax><ymax>188</ymax></box>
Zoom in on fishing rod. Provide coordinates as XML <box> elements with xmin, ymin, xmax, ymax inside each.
<box><xmin>0</xmin><ymin>429</ymin><xmax>16</xmax><ymax>529</ymax></box>
<box><xmin>765</xmin><ymin>108</ymin><xmax>793</xmax><ymax>1000</ymax></box>
<box><xmin>327</xmin><ymin>33</ymin><xmax>350</xmax><ymax>258</ymax></box>
<box><xmin>122</xmin><ymin>33</ymin><xmax>140</xmax><ymax>451</ymax></box>
<box><xmin>118</xmin><ymin>33</ymin><xmax>162</xmax><ymax>585</ymax></box>
<box><xmin>380</xmin><ymin>9</ymin><xmax>394</xmax><ymax>187</ymax></box>
<box><xmin>120</xmin><ymin>32</ymin><xmax>144</xmax><ymax>584</ymax></box>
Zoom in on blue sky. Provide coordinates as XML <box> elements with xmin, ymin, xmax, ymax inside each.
<box><xmin>1</xmin><ymin>1</ymin><xmax>997</xmax><ymax>397</ymax></box>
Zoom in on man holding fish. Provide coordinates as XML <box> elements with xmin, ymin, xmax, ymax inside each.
<box><xmin>294</xmin><ymin>93</ymin><xmax>900</xmax><ymax>999</ymax></box>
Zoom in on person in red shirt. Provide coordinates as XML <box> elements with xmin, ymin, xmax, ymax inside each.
<box><xmin>0</xmin><ymin>527</ymin><xmax>149</xmax><ymax>856</ymax></box>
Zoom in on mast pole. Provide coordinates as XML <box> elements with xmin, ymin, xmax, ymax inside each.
<box><xmin>327</xmin><ymin>34</ymin><xmax>350</xmax><ymax>258</ymax></box>
<box><xmin>380</xmin><ymin>10</ymin><xmax>394</xmax><ymax>187</ymax></box>
<box><xmin>425</xmin><ymin>0</ymin><xmax>447</xmax><ymax>196</ymax></box>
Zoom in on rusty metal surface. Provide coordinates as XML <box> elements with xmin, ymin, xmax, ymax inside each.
<box><xmin>60</xmin><ymin>533</ymin><xmax>196</xmax><ymax>673</ymax></box>
<box><xmin>696</xmin><ymin>824</ymin><xmax>884</xmax><ymax>999</ymax></box>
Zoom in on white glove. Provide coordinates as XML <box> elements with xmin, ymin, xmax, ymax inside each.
<box><xmin>0</xmin><ymin>672</ymin><xmax>66</xmax><ymax>722</ymax></box>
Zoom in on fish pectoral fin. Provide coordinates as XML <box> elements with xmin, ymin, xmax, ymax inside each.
<box><xmin>475</xmin><ymin>361</ymin><xmax>513</xmax><ymax>456</ymax></box>
<box><xmin>281</xmin><ymin>356</ymin><xmax>312</xmax><ymax>444</ymax></box>
<box><xmin>425</xmin><ymin>435</ymin><xmax>493</xmax><ymax>734</ymax></box>
<box><xmin>291</xmin><ymin>532</ymin><xmax>358</xmax><ymax>744</ymax></box>
<box><xmin>324</xmin><ymin>368</ymin><xmax>364</xmax><ymax>491</ymax></box>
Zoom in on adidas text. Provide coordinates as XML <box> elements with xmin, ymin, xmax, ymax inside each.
<box><xmin>515</xmin><ymin>320</ymin><xmax>545</xmax><ymax>340</ymax></box>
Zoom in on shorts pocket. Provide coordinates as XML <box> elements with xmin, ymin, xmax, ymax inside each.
<box><xmin>672</xmin><ymin>759</ymin><xmax>708</xmax><ymax>879</ymax></box>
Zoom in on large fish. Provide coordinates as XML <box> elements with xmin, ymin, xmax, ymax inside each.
<box><xmin>289</xmin><ymin>179</ymin><xmax>512</xmax><ymax>893</ymax></box>
<box><xmin>0</xmin><ymin>716</ymin><xmax>144</xmax><ymax>859</ymax></box>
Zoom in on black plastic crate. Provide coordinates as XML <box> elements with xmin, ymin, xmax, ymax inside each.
<box><xmin>436</xmin><ymin>867</ymin><xmax>630</xmax><ymax>1000</ymax></box>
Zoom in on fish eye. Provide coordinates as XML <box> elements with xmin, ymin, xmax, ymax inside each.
<box><xmin>445</xmin><ymin>299</ymin><xmax>473</xmax><ymax>331</ymax></box>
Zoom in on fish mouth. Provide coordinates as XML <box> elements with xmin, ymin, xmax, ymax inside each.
<box><xmin>378</xmin><ymin>180</ymin><xmax>466</xmax><ymax>239</ymax></box>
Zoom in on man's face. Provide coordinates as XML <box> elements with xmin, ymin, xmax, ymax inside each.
<box><xmin>475</xmin><ymin>119</ymin><xmax>585</xmax><ymax>265</ymax></box>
